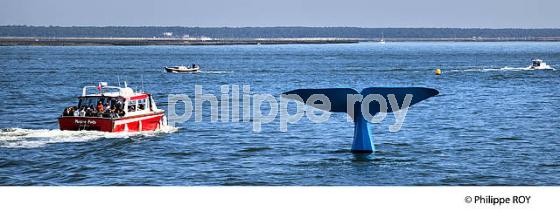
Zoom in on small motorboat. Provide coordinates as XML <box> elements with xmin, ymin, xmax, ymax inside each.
<box><xmin>528</xmin><ymin>59</ymin><xmax>555</xmax><ymax>70</ymax></box>
<box><xmin>58</xmin><ymin>82</ymin><xmax>166</xmax><ymax>132</ymax></box>
<box><xmin>165</xmin><ymin>65</ymin><xmax>200</xmax><ymax>73</ymax></box>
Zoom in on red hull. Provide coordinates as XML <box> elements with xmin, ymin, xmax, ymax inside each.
<box><xmin>58</xmin><ymin>112</ymin><xmax>165</xmax><ymax>132</ymax></box>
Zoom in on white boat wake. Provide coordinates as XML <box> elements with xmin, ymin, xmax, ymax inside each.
<box><xmin>447</xmin><ymin>66</ymin><xmax>536</xmax><ymax>73</ymax></box>
<box><xmin>474</xmin><ymin>66</ymin><xmax>530</xmax><ymax>71</ymax></box>
<box><xmin>447</xmin><ymin>60</ymin><xmax>554</xmax><ymax>73</ymax></box>
<box><xmin>203</xmin><ymin>70</ymin><xmax>233</xmax><ymax>74</ymax></box>
<box><xmin>0</xmin><ymin>126</ymin><xmax>178</xmax><ymax>148</ymax></box>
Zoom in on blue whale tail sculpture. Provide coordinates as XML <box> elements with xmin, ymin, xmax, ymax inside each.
<box><xmin>282</xmin><ymin>87</ymin><xmax>439</xmax><ymax>154</ymax></box>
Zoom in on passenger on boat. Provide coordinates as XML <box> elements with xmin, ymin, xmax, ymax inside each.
<box><xmin>97</xmin><ymin>100</ymin><xmax>104</xmax><ymax>113</ymax></box>
<box><xmin>63</xmin><ymin>107</ymin><xmax>71</xmax><ymax>116</ymax></box>
<box><xmin>117</xmin><ymin>107</ymin><xmax>125</xmax><ymax>117</ymax></box>
<box><xmin>106</xmin><ymin>105</ymin><xmax>115</xmax><ymax>118</ymax></box>
<box><xmin>62</xmin><ymin>106</ymin><xmax>77</xmax><ymax>116</ymax></box>
<box><xmin>86</xmin><ymin>106</ymin><xmax>94</xmax><ymax>117</ymax></box>
<box><xmin>115</xmin><ymin>101</ymin><xmax>123</xmax><ymax>110</ymax></box>
<box><xmin>79</xmin><ymin>108</ymin><xmax>86</xmax><ymax>117</ymax></box>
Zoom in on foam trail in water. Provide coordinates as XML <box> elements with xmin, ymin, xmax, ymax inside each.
<box><xmin>203</xmin><ymin>70</ymin><xmax>233</xmax><ymax>74</ymax></box>
<box><xmin>0</xmin><ymin>126</ymin><xmax>178</xmax><ymax>148</ymax></box>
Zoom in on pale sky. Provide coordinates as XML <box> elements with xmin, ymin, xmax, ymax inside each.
<box><xmin>1</xmin><ymin>0</ymin><xmax>559</xmax><ymax>28</ymax></box>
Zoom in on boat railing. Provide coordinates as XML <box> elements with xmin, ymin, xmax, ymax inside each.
<box><xmin>82</xmin><ymin>85</ymin><xmax>129</xmax><ymax>96</ymax></box>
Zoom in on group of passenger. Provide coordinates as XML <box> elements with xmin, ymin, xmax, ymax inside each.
<box><xmin>62</xmin><ymin>98</ymin><xmax>125</xmax><ymax>118</ymax></box>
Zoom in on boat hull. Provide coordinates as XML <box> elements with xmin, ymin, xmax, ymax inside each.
<box><xmin>58</xmin><ymin>112</ymin><xmax>165</xmax><ymax>132</ymax></box>
<box><xmin>165</xmin><ymin>67</ymin><xmax>200</xmax><ymax>73</ymax></box>
<box><xmin>529</xmin><ymin>67</ymin><xmax>555</xmax><ymax>71</ymax></box>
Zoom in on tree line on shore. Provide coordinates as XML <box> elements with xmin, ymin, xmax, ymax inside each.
<box><xmin>1</xmin><ymin>26</ymin><xmax>560</xmax><ymax>38</ymax></box>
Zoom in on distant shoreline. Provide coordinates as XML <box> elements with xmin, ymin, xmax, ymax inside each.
<box><xmin>3</xmin><ymin>26</ymin><xmax>560</xmax><ymax>45</ymax></box>
<box><xmin>0</xmin><ymin>37</ymin><xmax>358</xmax><ymax>46</ymax></box>
<box><xmin>1</xmin><ymin>37</ymin><xmax>559</xmax><ymax>46</ymax></box>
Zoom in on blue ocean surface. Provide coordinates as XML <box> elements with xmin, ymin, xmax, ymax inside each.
<box><xmin>0</xmin><ymin>42</ymin><xmax>559</xmax><ymax>185</ymax></box>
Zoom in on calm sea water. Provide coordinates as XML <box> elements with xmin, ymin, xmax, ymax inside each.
<box><xmin>0</xmin><ymin>42</ymin><xmax>559</xmax><ymax>185</ymax></box>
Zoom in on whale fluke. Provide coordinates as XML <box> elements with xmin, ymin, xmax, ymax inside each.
<box><xmin>283</xmin><ymin>88</ymin><xmax>359</xmax><ymax>112</ymax></box>
<box><xmin>282</xmin><ymin>87</ymin><xmax>438</xmax><ymax>153</ymax></box>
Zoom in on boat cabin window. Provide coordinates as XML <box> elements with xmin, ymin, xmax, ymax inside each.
<box><xmin>128</xmin><ymin>100</ymin><xmax>137</xmax><ymax>112</ymax></box>
<box><xmin>127</xmin><ymin>99</ymin><xmax>149</xmax><ymax>113</ymax></box>
<box><xmin>533</xmin><ymin>60</ymin><xmax>541</xmax><ymax>66</ymax></box>
<box><xmin>138</xmin><ymin>99</ymin><xmax>147</xmax><ymax>111</ymax></box>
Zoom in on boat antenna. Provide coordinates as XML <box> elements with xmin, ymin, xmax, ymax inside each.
<box><xmin>124</xmin><ymin>76</ymin><xmax>128</xmax><ymax>88</ymax></box>
<box><xmin>117</xmin><ymin>75</ymin><xmax>121</xmax><ymax>87</ymax></box>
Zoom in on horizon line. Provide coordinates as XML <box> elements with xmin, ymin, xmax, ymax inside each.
<box><xmin>2</xmin><ymin>25</ymin><xmax>560</xmax><ymax>30</ymax></box>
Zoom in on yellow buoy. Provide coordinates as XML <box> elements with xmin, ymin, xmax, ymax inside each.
<box><xmin>435</xmin><ymin>68</ymin><xmax>441</xmax><ymax>75</ymax></box>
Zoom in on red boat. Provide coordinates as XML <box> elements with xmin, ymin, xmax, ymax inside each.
<box><xmin>59</xmin><ymin>82</ymin><xmax>166</xmax><ymax>132</ymax></box>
